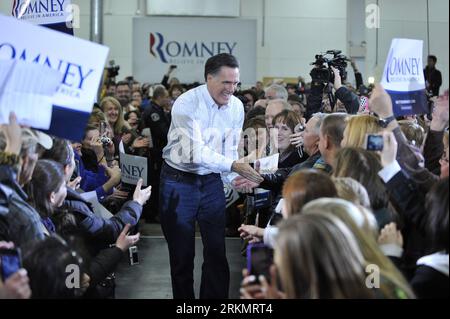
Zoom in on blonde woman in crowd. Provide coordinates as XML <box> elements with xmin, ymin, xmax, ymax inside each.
<box><xmin>341</xmin><ymin>114</ymin><xmax>383</xmax><ymax>148</ymax></box>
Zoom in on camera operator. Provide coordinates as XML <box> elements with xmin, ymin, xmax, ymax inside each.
<box><xmin>306</xmin><ymin>51</ymin><xmax>359</xmax><ymax>119</ymax></box>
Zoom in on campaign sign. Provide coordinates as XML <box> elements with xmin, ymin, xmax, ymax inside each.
<box><xmin>381</xmin><ymin>38</ymin><xmax>428</xmax><ymax>116</ymax></box>
<box><xmin>0</xmin><ymin>14</ymin><xmax>109</xmax><ymax>141</ymax></box>
<box><xmin>254</xmin><ymin>188</ymin><xmax>271</xmax><ymax>209</ymax></box>
<box><xmin>119</xmin><ymin>152</ymin><xmax>148</xmax><ymax>186</ymax></box>
<box><xmin>12</xmin><ymin>0</ymin><xmax>71</xmax><ymax>25</ymax></box>
<box><xmin>12</xmin><ymin>0</ymin><xmax>74</xmax><ymax>35</ymax></box>
<box><xmin>133</xmin><ymin>17</ymin><xmax>257</xmax><ymax>84</ymax></box>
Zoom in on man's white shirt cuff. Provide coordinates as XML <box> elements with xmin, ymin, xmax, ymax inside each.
<box><xmin>378</xmin><ymin>160</ymin><xmax>402</xmax><ymax>183</ymax></box>
<box><xmin>379</xmin><ymin>243</ymin><xmax>404</xmax><ymax>258</ymax></box>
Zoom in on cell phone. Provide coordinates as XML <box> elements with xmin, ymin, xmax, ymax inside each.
<box><xmin>294</xmin><ymin>123</ymin><xmax>305</xmax><ymax>133</ymax></box>
<box><xmin>141</xmin><ymin>128</ymin><xmax>153</xmax><ymax>148</ymax></box>
<box><xmin>0</xmin><ymin>248</ymin><xmax>22</xmax><ymax>281</ymax></box>
<box><xmin>170</xmin><ymin>65</ymin><xmax>177</xmax><ymax>69</ymax></box>
<box><xmin>141</xmin><ymin>128</ymin><xmax>151</xmax><ymax>137</ymax></box>
<box><xmin>128</xmin><ymin>246</ymin><xmax>139</xmax><ymax>265</ymax></box>
<box><xmin>359</xmin><ymin>96</ymin><xmax>370</xmax><ymax>112</ymax></box>
<box><xmin>366</xmin><ymin>134</ymin><xmax>384</xmax><ymax>151</ymax></box>
<box><xmin>246</xmin><ymin>243</ymin><xmax>273</xmax><ymax>283</ymax></box>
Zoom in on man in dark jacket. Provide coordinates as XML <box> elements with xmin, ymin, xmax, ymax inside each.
<box><xmin>60</xmin><ymin>187</ymin><xmax>143</xmax><ymax>251</ymax></box>
<box><xmin>141</xmin><ymin>86</ymin><xmax>172</xmax><ymax>223</ymax></box>
<box><xmin>424</xmin><ymin>55</ymin><xmax>442</xmax><ymax>97</ymax></box>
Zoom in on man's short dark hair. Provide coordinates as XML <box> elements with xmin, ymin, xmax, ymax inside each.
<box><xmin>204</xmin><ymin>53</ymin><xmax>239</xmax><ymax>81</ymax></box>
<box><xmin>428</xmin><ymin>55</ymin><xmax>437</xmax><ymax>63</ymax></box>
<box><xmin>116</xmin><ymin>81</ymin><xmax>130</xmax><ymax>88</ymax></box>
<box><xmin>321</xmin><ymin>113</ymin><xmax>348</xmax><ymax>148</ymax></box>
<box><xmin>153</xmin><ymin>85</ymin><xmax>168</xmax><ymax>100</ymax></box>
<box><xmin>241</xmin><ymin>89</ymin><xmax>258</xmax><ymax>103</ymax></box>
<box><xmin>245</xmin><ymin>106</ymin><xmax>266</xmax><ymax>121</ymax></box>
<box><xmin>288</xmin><ymin>94</ymin><xmax>303</xmax><ymax>105</ymax></box>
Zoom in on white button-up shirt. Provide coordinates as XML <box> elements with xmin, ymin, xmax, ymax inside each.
<box><xmin>163</xmin><ymin>84</ymin><xmax>244</xmax><ymax>176</ymax></box>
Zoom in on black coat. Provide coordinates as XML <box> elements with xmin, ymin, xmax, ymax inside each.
<box><xmin>87</xmin><ymin>246</ymin><xmax>124</xmax><ymax>287</ymax></box>
<box><xmin>58</xmin><ymin>188</ymin><xmax>142</xmax><ymax>251</ymax></box>
<box><xmin>385</xmin><ymin>171</ymin><xmax>433</xmax><ymax>274</ymax></box>
<box><xmin>411</xmin><ymin>265</ymin><xmax>449</xmax><ymax>299</ymax></box>
<box><xmin>260</xmin><ymin>152</ymin><xmax>321</xmax><ymax>192</ymax></box>
<box><xmin>141</xmin><ymin>102</ymin><xmax>171</xmax><ymax>155</ymax></box>
<box><xmin>278</xmin><ymin>148</ymin><xmax>306</xmax><ymax>169</ymax></box>
<box><xmin>305</xmin><ymin>83</ymin><xmax>359</xmax><ymax>119</ymax></box>
<box><xmin>424</xmin><ymin>66</ymin><xmax>442</xmax><ymax>96</ymax></box>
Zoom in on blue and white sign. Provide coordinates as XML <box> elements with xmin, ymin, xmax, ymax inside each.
<box><xmin>381</xmin><ymin>38</ymin><xmax>428</xmax><ymax>116</ymax></box>
<box><xmin>0</xmin><ymin>14</ymin><xmax>109</xmax><ymax>141</ymax></box>
<box><xmin>119</xmin><ymin>152</ymin><xmax>148</xmax><ymax>187</ymax></box>
<box><xmin>12</xmin><ymin>0</ymin><xmax>71</xmax><ymax>25</ymax></box>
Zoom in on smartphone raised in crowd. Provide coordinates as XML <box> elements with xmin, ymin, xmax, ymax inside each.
<box><xmin>246</xmin><ymin>243</ymin><xmax>273</xmax><ymax>283</ymax></box>
<box><xmin>366</xmin><ymin>134</ymin><xmax>384</xmax><ymax>151</ymax></box>
<box><xmin>0</xmin><ymin>247</ymin><xmax>22</xmax><ymax>281</ymax></box>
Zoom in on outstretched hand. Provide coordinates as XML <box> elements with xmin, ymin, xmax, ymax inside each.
<box><xmin>380</xmin><ymin>131</ymin><xmax>398</xmax><ymax>168</ymax></box>
<box><xmin>133</xmin><ymin>178</ymin><xmax>152</xmax><ymax>206</ymax></box>
<box><xmin>369</xmin><ymin>84</ymin><xmax>394</xmax><ymax>118</ymax></box>
<box><xmin>1</xmin><ymin>112</ymin><xmax>22</xmax><ymax>155</ymax></box>
<box><xmin>238</xmin><ymin>224</ymin><xmax>264</xmax><ymax>243</ymax></box>
<box><xmin>378</xmin><ymin>222</ymin><xmax>403</xmax><ymax>247</ymax></box>
<box><xmin>231</xmin><ymin>161</ymin><xmax>263</xmax><ymax>184</ymax></box>
<box><xmin>115</xmin><ymin>224</ymin><xmax>140</xmax><ymax>252</ymax></box>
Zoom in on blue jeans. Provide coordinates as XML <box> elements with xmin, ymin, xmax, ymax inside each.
<box><xmin>159</xmin><ymin>162</ymin><xmax>230</xmax><ymax>299</ymax></box>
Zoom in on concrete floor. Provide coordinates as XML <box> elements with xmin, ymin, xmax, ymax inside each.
<box><xmin>115</xmin><ymin>223</ymin><xmax>246</xmax><ymax>299</ymax></box>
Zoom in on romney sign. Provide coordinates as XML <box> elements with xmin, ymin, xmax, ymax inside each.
<box><xmin>149</xmin><ymin>32</ymin><xmax>237</xmax><ymax>64</ymax></box>
<box><xmin>133</xmin><ymin>17</ymin><xmax>256</xmax><ymax>85</ymax></box>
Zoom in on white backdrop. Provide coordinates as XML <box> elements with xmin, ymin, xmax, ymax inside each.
<box><xmin>146</xmin><ymin>0</ymin><xmax>240</xmax><ymax>17</ymax></box>
<box><xmin>132</xmin><ymin>17</ymin><xmax>257</xmax><ymax>84</ymax></box>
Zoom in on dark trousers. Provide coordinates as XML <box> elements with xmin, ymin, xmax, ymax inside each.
<box><xmin>159</xmin><ymin>162</ymin><xmax>230</xmax><ymax>299</ymax></box>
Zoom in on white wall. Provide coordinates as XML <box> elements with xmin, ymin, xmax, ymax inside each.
<box><xmin>1</xmin><ymin>0</ymin><xmax>448</xmax><ymax>88</ymax></box>
<box><xmin>146</xmin><ymin>0</ymin><xmax>240</xmax><ymax>16</ymax></box>
<box><xmin>365</xmin><ymin>0</ymin><xmax>449</xmax><ymax>91</ymax></box>
<box><xmin>241</xmin><ymin>0</ymin><xmax>348</xmax><ymax>83</ymax></box>
<box><xmin>0</xmin><ymin>0</ymin><xmax>348</xmax><ymax>85</ymax></box>
<box><xmin>76</xmin><ymin>0</ymin><xmax>138</xmax><ymax>80</ymax></box>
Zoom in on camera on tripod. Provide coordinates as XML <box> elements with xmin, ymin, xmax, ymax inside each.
<box><xmin>310</xmin><ymin>50</ymin><xmax>349</xmax><ymax>84</ymax></box>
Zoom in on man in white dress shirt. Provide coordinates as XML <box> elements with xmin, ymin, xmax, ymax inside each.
<box><xmin>160</xmin><ymin>53</ymin><xmax>263</xmax><ymax>299</ymax></box>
